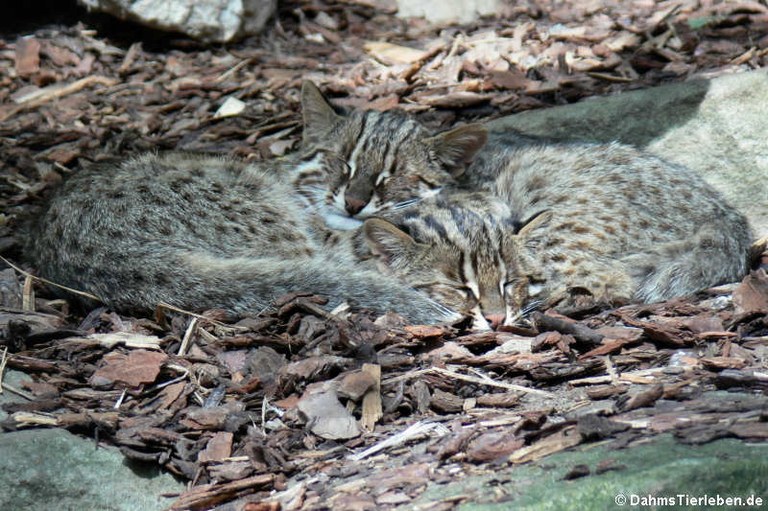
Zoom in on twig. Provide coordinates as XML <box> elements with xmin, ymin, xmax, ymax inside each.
<box><xmin>113</xmin><ymin>388</ymin><xmax>127</xmax><ymax>409</ymax></box>
<box><xmin>178</xmin><ymin>317</ymin><xmax>199</xmax><ymax>356</ymax></box>
<box><xmin>0</xmin><ymin>256</ymin><xmax>102</xmax><ymax>302</ymax></box>
<box><xmin>570</xmin><ymin>366</ymin><xmax>667</xmax><ymax>386</ymax></box>
<box><xmin>1</xmin><ymin>383</ymin><xmax>35</xmax><ymax>401</ymax></box>
<box><xmin>0</xmin><ymin>347</ymin><xmax>8</xmax><ymax>394</ymax></box>
<box><xmin>382</xmin><ymin>367</ymin><xmax>554</xmax><ymax>397</ymax></box>
<box><xmin>156</xmin><ymin>302</ymin><xmax>244</xmax><ymax>330</ymax></box>
<box><xmin>347</xmin><ymin>420</ymin><xmax>449</xmax><ymax>461</ymax></box>
<box><xmin>118</xmin><ymin>42</ymin><xmax>142</xmax><ymax>74</ymax></box>
<box><xmin>532</xmin><ymin>312</ymin><xmax>604</xmax><ymax>346</ymax></box>
<box><xmin>215</xmin><ymin>58</ymin><xmax>253</xmax><ymax>83</ymax></box>
<box><xmin>604</xmin><ymin>356</ymin><xmax>620</xmax><ymax>384</ymax></box>
<box><xmin>432</xmin><ymin>367</ymin><xmax>555</xmax><ymax>397</ymax></box>
<box><xmin>586</xmin><ymin>71</ymin><xmax>632</xmax><ymax>83</ymax></box>
<box><xmin>22</xmin><ymin>275</ymin><xmax>35</xmax><ymax>311</ymax></box>
<box><xmin>1</xmin><ymin>75</ymin><xmax>119</xmax><ymax>122</ymax></box>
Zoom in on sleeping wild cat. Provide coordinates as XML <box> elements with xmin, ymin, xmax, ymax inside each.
<box><xmin>358</xmin><ymin>141</ymin><xmax>753</xmax><ymax>330</ymax></box>
<box><xmin>25</xmin><ymin>79</ymin><xmax>491</xmax><ymax>323</ymax></box>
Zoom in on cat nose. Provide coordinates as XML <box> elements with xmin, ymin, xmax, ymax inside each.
<box><xmin>344</xmin><ymin>196</ymin><xmax>367</xmax><ymax>216</ymax></box>
<box><xmin>484</xmin><ymin>314</ymin><xmax>506</xmax><ymax>329</ymax></box>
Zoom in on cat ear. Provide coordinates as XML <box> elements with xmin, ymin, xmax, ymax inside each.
<box><xmin>426</xmin><ymin>124</ymin><xmax>488</xmax><ymax>176</ymax></box>
<box><xmin>362</xmin><ymin>218</ymin><xmax>416</xmax><ymax>268</ymax></box>
<box><xmin>517</xmin><ymin>210</ymin><xmax>553</xmax><ymax>238</ymax></box>
<box><xmin>301</xmin><ymin>81</ymin><xmax>342</xmax><ymax>145</ymax></box>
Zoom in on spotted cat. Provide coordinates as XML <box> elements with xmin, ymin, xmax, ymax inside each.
<box><xmin>358</xmin><ymin>141</ymin><xmax>754</xmax><ymax>329</ymax></box>
<box><xmin>26</xmin><ymin>150</ymin><xmax>457</xmax><ymax>323</ymax></box>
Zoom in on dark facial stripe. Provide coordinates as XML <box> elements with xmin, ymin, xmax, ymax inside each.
<box><xmin>457</xmin><ymin>250</ymin><xmax>467</xmax><ymax>284</ymax></box>
<box><xmin>422</xmin><ymin>214</ymin><xmax>448</xmax><ymax>238</ymax></box>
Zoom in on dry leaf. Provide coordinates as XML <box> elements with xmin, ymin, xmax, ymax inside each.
<box><xmin>364</xmin><ymin>41</ymin><xmax>429</xmax><ymax>65</ymax></box>
<box><xmin>297</xmin><ymin>385</ymin><xmax>361</xmax><ymax>440</ymax></box>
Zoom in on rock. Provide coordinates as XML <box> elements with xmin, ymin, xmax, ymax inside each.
<box><xmin>487</xmin><ymin>69</ymin><xmax>768</xmax><ymax>238</ymax></box>
<box><xmin>0</xmin><ymin>370</ymin><xmax>185</xmax><ymax>511</ymax></box>
<box><xmin>412</xmin><ymin>433</ymin><xmax>768</xmax><ymax>509</ymax></box>
<box><xmin>396</xmin><ymin>0</ymin><xmax>502</xmax><ymax>24</ymax></box>
<box><xmin>77</xmin><ymin>0</ymin><xmax>277</xmax><ymax>43</ymax></box>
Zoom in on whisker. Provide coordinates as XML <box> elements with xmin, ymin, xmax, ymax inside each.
<box><xmin>392</xmin><ymin>198</ymin><xmax>422</xmax><ymax>210</ymax></box>
<box><xmin>520</xmin><ymin>300</ymin><xmax>543</xmax><ymax>317</ymax></box>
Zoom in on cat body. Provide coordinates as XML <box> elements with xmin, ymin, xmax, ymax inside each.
<box><xmin>27</xmin><ymin>150</ymin><xmax>456</xmax><ymax>323</ymax></box>
<box><xmin>359</xmin><ymin>141</ymin><xmax>753</xmax><ymax>329</ymax></box>
<box><xmin>493</xmin><ymin>141</ymin><xmax>753</xmax><ymax>305</ymax></box>
<box><xmin>25</xmin><ymin>81</ymin><xmax>492</xmax><ymax>323</ymax></box>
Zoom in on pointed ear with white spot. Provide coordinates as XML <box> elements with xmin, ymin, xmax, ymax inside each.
<box><xmin>426</xmin><ymin>124</ymin><xmax>488</xmax><ymax>176</ymax></box>
<box><xmin>301</xmin><ymin>81</ymin><xmax>342</xmax><ymax>146</ymax></box>
<box><xmin>362</xmin><ymin>218</ymin><xmax>417</xmax><ymax>270</ymax></box>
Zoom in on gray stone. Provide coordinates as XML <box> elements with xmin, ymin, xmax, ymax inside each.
<box><xmin>77</xmin><ymin>0</ymin><xmax>277</xmax><ymax>43</ymax></box>
<box><xmin>0</xmin><ymin>370</ymin><xmax>185</xmax><ymax>511</ymax></box>
<box><xmin>414</xmin><ymin>433</ymin><xmax>768</xmax><ymax>510</ymax></box>
<box><xmin>487</xmin><ymin>69</ymin><xmax>768</xmax><ymax>238</ymax></box>
<box><xmin>396</xmin><ymin>0</ymin><xmax>503</xmax><ymax>25</ymax></box>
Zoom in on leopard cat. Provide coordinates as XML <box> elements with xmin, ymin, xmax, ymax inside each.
<box><xmin>26</xmin><ymin>150</ymin><xmax>458</xmax><ymax>324</ymax></box>
<box><xmin>356</xmin><ymin>141</ymin><xmax>754</xmax><ymax>330</ymax></box>
<box><xmin>297</xmin><ymin>81</ymin><xmax>488</xmax><ymax>230</ymax></box>
<box><xmin>354</xmin><ymin>192</ymin><xmax>520</xmax><ymax>330</ymax></box>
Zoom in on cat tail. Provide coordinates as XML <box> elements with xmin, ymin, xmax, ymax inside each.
<box><xmin>134</xmin><ymin>252</ymin><xmax>460</xmax><ymax>325</ymax></box>
<box><xmin>626</xmin><ymin>221</ymin><xmax>753</xmax><ymax>303</ymax></box>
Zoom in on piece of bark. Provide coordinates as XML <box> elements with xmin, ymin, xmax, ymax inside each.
<box><xmin>430</xmin><ymin>389</ymin><xmax>464</xmax><ymax>413</ymax></box>
<box><xmin>15</xmin><ymin>38</ymin><xmax>41</xmax><ymax>77</ymax></box>
<box><xmin>90</xmin><ymin>349</ymin><xmax>168</xmax><ymax>388</ymax></box>
<box><xmin>169</xmin><ymin>474</ymin><xmax>276</xmax><ymax>510</ymax></box>
<box><xmin>466</xmin><ymin>430</ymin><xmax>524</xmax><ymax>462</ymax></box>
<box><xmin>617</xmin><ymin>384</ymin><xmax>664</xmax><ymax>412</ymax></box>
<box><xmin>360</xmin><ymin>363</ymin><xmax>382</xmax><ymax>432</ymax></box>
<box><xmin>733</xmin><ymin>271</ymin><xmax>768</xmax><ymax>315</ymax></box>
<box><xmin>531</xmin><ymin>312</ymin><xmax>604</xmax><ymax>346</ymax></box>
<box><xmin>510</xmin><ymin>426</ymin><xmax>582</xmax><ymax>464</ymax></box>
<box><xmin>198</xmin><ymin>431</ymin><xmax>234</xmax><ymax>463</ymax></box>
<box><xmin>337</xmin><ymin>369</ymin><xmax>377</xmax><ymax>401</ymax></box>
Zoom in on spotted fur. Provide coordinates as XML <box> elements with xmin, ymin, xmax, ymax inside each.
<box><xmin>26</xmin><ymin>150</ymin><xmax>457</xmax><ymax>324</ymax></box>
<box><xmin>359</xmin><ymin>141</ymin><xmax>753</xmax><ymax>329</ymax></box>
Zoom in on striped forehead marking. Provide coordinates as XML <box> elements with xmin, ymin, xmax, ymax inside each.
<box><xmin>462</xmin><ymin>251</ymin><xmax>480</xmax><ymax>299</ymax></box>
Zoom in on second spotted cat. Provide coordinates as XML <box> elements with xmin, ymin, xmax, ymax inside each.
<box><xmin>358</xmin><ymin>141</ymin><xmax>754</xmax><ymax>329</ymax></box>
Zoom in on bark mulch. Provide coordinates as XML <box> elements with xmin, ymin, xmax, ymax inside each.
<box><xmin>1</xmin><ymin>1</ymin><xmax>768</xmax><ymax>509</ymax></box>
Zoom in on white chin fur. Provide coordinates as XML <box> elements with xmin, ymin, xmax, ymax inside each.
<box><xmin>471</xmin><ymin>311</ymin><xmax>493</xmax><ymax>331</ymax></box>
<box><xmin>323</xmin><ymin>211</ymin><xmax>364</xmax><ymax>230</ymax></box>
<box><xmin>471</xmin><ymin>319</ymin><xmax>493</xmax><ymax>331</ymax></box>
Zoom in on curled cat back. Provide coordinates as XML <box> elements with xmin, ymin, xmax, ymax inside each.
<box><xmin>298</xmin><ymin>81</ymin><xmax>488</xmax><ymax>230</ymax></box>
<box><xmin>26</xmin><ymin>150</ymin><xmax>459</xmax><ymax>325</ymax></box>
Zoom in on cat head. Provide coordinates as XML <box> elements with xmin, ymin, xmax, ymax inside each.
<box><xmin>299</xmin><ymin>81</ymin><xmax>488</xmax><ymax>230</ymax></box>
<box><xmin>358</xmin><ymin>201</ymin><xmax>553</xmax><ymax>330</ymax></box>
